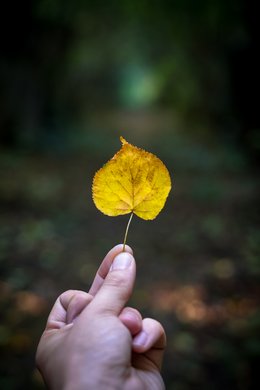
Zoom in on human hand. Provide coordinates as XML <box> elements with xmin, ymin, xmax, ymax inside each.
<box><xmin>36</xmin><ymin>244</ymin><xmax>166</xmax><ymax>390</ymax></box>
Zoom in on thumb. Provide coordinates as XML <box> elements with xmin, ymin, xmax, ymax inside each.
<box><xmin>89</xmin><ymin>251</ymin><xmax>136</xmax><ymax>316</ymax></box>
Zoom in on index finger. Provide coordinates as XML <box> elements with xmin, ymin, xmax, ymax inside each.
<box><xmin>89</xmin><ymin>244</ymin><xmax>133</xmax><ymax>296</ymax></box>
<box><xmin>46</xmin><ymin>290</ymin><xmax>92</xmax><ymax>330</ymax></box>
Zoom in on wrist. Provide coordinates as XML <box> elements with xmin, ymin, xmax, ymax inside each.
<box><xmin>62</xmin><ymin>359</ymin><xmax>124</xmax><ymax>390</ymax></box>
<box><xmin>63</xmin><ymin>375</ymin><xmax>122</xmax><ymax>390</ymax></box>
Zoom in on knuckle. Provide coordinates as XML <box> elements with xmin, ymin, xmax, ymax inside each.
<box><xmin>123</xmin><ymin>306</ymin><xmax>142</xmax><ymax>319</ymax></box>
<box><xmin>60</xmin><ymin>289</ymin><xmax>76</xmax><ymax>300</ymax></box>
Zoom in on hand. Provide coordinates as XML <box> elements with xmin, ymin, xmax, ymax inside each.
<box><xmin>36</xmin><ymin>244</ymin><xmax>166</xmax><ymax>390</ymax></box>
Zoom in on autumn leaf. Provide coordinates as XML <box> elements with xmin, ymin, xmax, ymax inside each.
<box><xmin>92</xmin><ymin>136</ymin><xmax>171</xmax><ymax>248</ymax></box>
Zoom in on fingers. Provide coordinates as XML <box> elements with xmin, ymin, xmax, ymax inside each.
<box><xmin>87</xmin><ymin>251</ymin><xmax>136</xmax><ymax>316</ymax></box>
<box><xmin>45</xmin><ymin>245</ymin><xmax>134</xmax><ymax>329</ymax></box>
<box><xmin>65</xmin><ymin>291</ymin><xmax>93</xmax><ymax>324</ymax></box>
<box><xmin>119</xmin><ymin>307</ymin><xmax>142</xmax><ymax>336</ymax></box>
<box><xmin>132</xmin><ymin>318</ymin><xmax>166</xmax><ymax>370</ymax></box>
<box><xmin>89</xmin><ymin>244</ymin><xmax>133</xmax><ymax>296</ymax></box>
<box><xmin>46</xmin><ymin>290</ymin><xmax>93</xmax><ymax>330</ymax></box>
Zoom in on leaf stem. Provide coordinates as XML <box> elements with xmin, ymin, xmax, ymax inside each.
<box><xmin>123</xmin><ymin>213</ymin><xmax>134</xmax><ymax>252</ymax></box>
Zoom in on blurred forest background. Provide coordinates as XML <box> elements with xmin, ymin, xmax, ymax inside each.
<box><xmin>0</xmin><ymin>0</ymin><xmax>259</xmax><ymax>389</ymax></box>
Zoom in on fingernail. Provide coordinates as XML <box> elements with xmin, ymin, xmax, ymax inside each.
<box><xmin>111</xmin><ymin>253</ymin><xmax>133</xmax><ymax>270</ymax></box>
<box><xmin>133</xmin><ymin>330</ymin><xmax>148</xmax><ymax>347</ymax></box>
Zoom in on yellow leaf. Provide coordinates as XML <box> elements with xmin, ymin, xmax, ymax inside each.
<box><xmin>92</xmin><ymin>136</ymin><xmax>171</xmax><ymax>220</ymax></box>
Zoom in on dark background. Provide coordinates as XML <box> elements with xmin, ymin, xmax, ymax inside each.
<box><xmin>0</xmin><ymin>1</ymin><xmax>259</xmax><ymax>389</ymax></box>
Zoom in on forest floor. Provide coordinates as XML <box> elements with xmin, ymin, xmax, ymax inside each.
<box><xmin>0</xmin><ymin>129</ymin><xmax>259</xmax><ymax>389</ymax></box>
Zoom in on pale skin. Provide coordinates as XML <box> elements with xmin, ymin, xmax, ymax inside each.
<box><xmin>36</xmin><ymin>244</ymin><xmax>166</xmax><ymax>390</ymax></box>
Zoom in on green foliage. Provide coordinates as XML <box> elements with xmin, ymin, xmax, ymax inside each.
<box><xmin>0</xmin><ymin>0</ymin><xmax>256</xmax><ymax>156</ymax></box>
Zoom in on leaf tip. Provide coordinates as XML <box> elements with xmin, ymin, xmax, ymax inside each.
<box><xmin>120</xmin><ymin>136</ymin><xmax>128</xmax><ymax>146</ymax></box>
